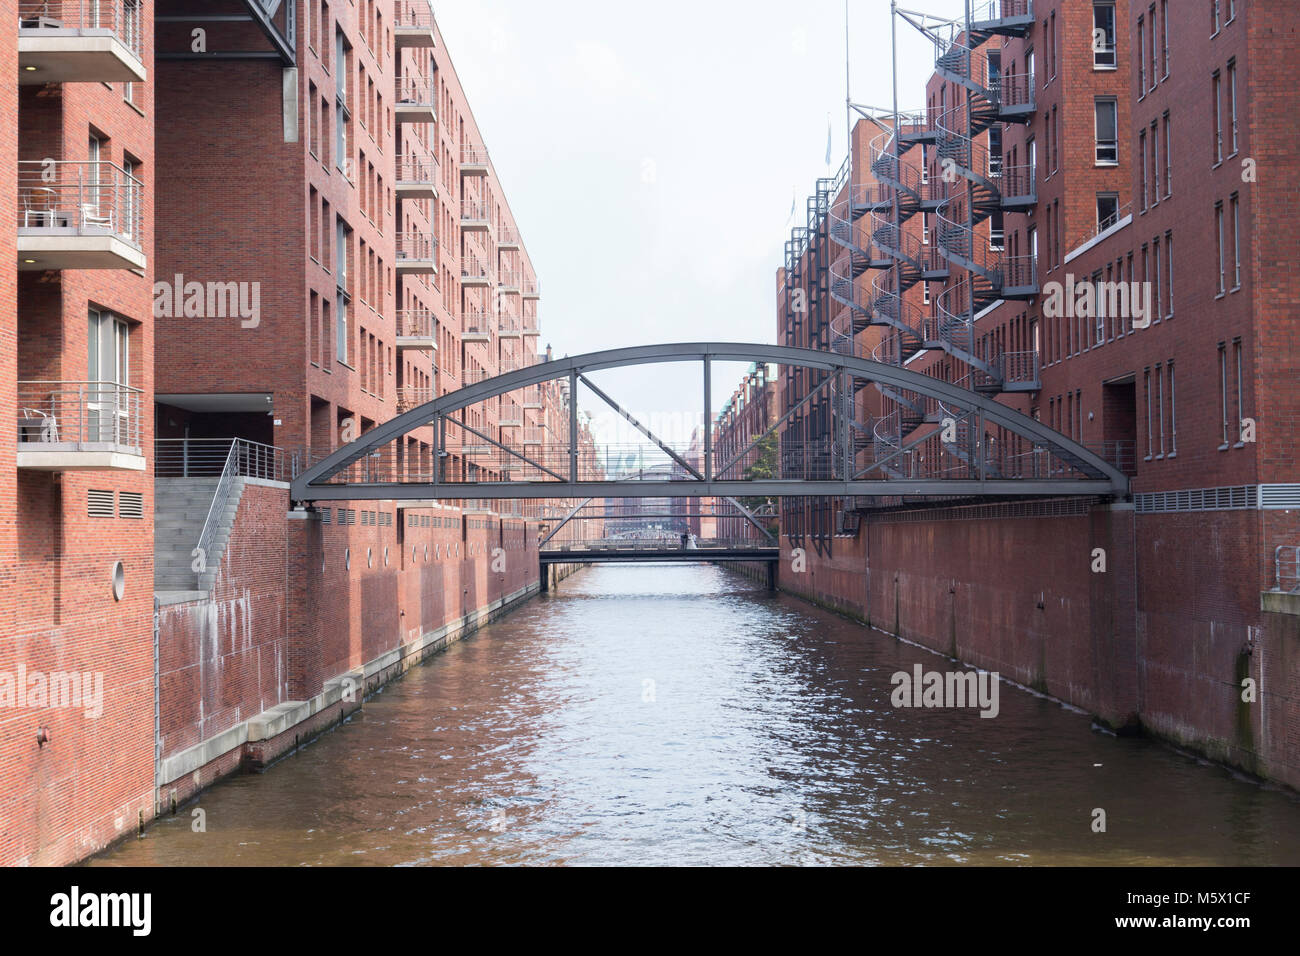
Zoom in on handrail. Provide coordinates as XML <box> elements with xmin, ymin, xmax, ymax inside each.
<box><xmin>18</xmin><ymin>381</ymin><xmax>143</xmax><ymax>451</ymax></box>
<box><xmin>18</xmin><ymin>0</ymin><xmax>144</xmax><ymax>59</ymax></box>
<box><xmin>194</xmin><ymin>441</ymin><xmax>239</xmax><ymax>590</ymax></box>
<box><xmin>17</xmin><ymin>160</ymin><xmax>144</xmax><ymax>247</ymax></box>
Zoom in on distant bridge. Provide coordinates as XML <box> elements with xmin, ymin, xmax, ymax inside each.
<box><xmin>539</xmin><ymin>538</ymin><xmax>781</xmax><ymax>591</ymax></box>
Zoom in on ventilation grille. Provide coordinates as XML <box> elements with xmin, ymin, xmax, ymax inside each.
<box><xmin>1135</xmin><ymin>485</ymin><xmax>1257</xmax><ymax>514</ymax></box>
<box><xmin>320</xmin><ymin>508</ymin><xmax>332</xmax><ymax>524</ymax></box>
<box><xmin>87</xmin><ymin>489</ymin><xmax>115</xmax><ymax>518</ymax></box>
<box><xmin>1260</xmin><ymin>485</ymin><xmax>1300</xmax><ymax>510</ymax></box>
<box><xmin>118</xmin><ymin>491</ymin><xmax>143</xmax><ymax>519</ymax></box>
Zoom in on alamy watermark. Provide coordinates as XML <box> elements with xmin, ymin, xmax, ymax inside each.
<box><xmin>1042</xmin><ymin>275</ymin><xmax>1154</xmax><ymax>329</ymax></box>
<box><xmin>0</xmin><ymin>665</ymin><xmax>103</xmax><ymax>718</ymax></box>
<box><xmin>890</xmin><ymin>664</ymin><xmax>1000</xmax><ymax>719</ymax></box>
<box><xmin>153</xmin><ymin>273</ymin><xmax>261</xmax><ymax>328</ymax></box>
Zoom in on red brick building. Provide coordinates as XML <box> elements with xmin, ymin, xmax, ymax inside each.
<box><xmin>778</xmin><ymin>0</ymin><xmax>1300</xmax><ymax>788</ymax></box>
<box><xmin>1</xmin><ymin>0</ymin><xmax>584</xmax><ymax>866</ymax></box>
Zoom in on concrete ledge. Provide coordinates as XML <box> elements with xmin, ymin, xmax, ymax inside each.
<box><xmin>155</xmin><ymin>589</ymin><xmax>205</xmax><ymax>606</ymax></box>
<box><xmin>1261</xmin><ymin>590</ymin><xmax>1300</xmax><ymax>616</ymax></box>
<box><xmin>158</xmin><ymin>722</ymin><xmax>249</xmax><ymax>785</ymax></box>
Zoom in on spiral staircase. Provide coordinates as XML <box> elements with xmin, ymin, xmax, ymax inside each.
<box><xmin>827</xmin><ymin>0</ymin><xmax>1039</xmax><ymax>484</ymax></box>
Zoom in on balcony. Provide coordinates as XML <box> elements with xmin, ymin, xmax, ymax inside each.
<box><xmin>521</xmin><ymin>317</ymin><xmax>540</xmax><ymax>337</ymax></box>
<box><xmin>460</xmin><ymin>255</ymin><xmax>491</xmax><ymax>288</ymax></box>
<box><xmin>396</xmin><ymin>387</ymin><xmax>435</xmax><ymax>413</ymax></box>
<box><xmin>393</xmin><ymin>0</ymin><xmax>436</xmax><ymax>49</ymax></box>
<box><xmin>498</xmin><ymin>271</ymin><xmax>521</xmax><ymax>295</ymax></box>
<box><xmin>498</xmin><ymin>225</ymin><xmax>520</xmax><ymax>250</ymax></box>
<box><xmin>395</xmin><ymin>231</ymin><xmax>437</xmax><ymax>275</ymax></box>
<box><xmin>460</xmin><ymin>198</ymin><xmax>490</xmax><ymax>232</ymax></box>
<box><xmin>396</xmin><ymin>309</ymin><xmax>438</xmax><ymax>350</ymax></box>
<box><xmin>499</xmin><ymin>404</ymin><xmax>523</xmax><ymax>427</ymax></box>
<box><xmin>462</xmin><ymin>313</ymin><xmax>491</xmax><ymax>343</ymax></box>
<box><xmin>18</xmin><ymin>160</ymin><xmax>144</xmax><ymax>270</ymax></box>
<box><xmin>523</xmin><ymin>428</ymin><xmax>544</xmax><ymax>445</ymax></box>
<box><xmin>396</xmin><ymin>155</ymin><xmax>439</xmax><ymax>200</ymax></box>
<box><xmin>460</xmin><ymin>144</ymin><xmax>489</xmax><ymax>175</ymax></box>
<box><xmin>462</xmin><ymin>366</ymin><xmax>492</xmax><ymax>383</ymax></box>
<box><xmin>395</xmin><ymin>74</ymin><xmax>436</xmax><ymax>124</ymax></box>
<box><xmin>17</xmin><ymin>381</ymin><xmax>145</xmax><ymax>471</ymax></box>
<box><xmin>18</xmin><ymin>0</ymin><xmax>146</xmax><ymax>84</ymax></box>
<box><xmin>521</xmin><ymin>277</ymin><xmax>540</xmax><ymax>300</ymax></box>
<box><xmin>497</xmin><ymin>316</ymin><xmax>521</xmax><ymax>338</ymax></box>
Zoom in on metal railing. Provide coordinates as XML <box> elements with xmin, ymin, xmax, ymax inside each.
<box><xmin>462</xmin><ymin>312</ymin><xmax>492</xmax><ymax>337</ymax></box>
<box><xmin>1276</xmin><ymin>547</ymin><xmax>1300</xmax><ymax>593</ymax></box>
<box><xmin>19</xmin><ymin>0</ymin><xmax>144</xmax><ymax>60</ymax></box>
<box><xmin>462</xmin><ymin>366</ymin><xmax>492</xmax><ymax>383</ymax></box>
<box><xmin>18</xmin><ymin>160</ymin><xmax>143</xmax><ymax>247</ymax></box>
<box><xmin>396</xmin><ymin>155</ymin><xmax>439</xmax><ymax>183</ymax></box>
<box><xmin>155</xmin><ymin>438</ymin><xmax>288</xmax><ymax>480</ymax></box>
<box><xmin>461</xmin><ymin>255</ymin><xmax>490</xmax><ymax>281</ymax></box>
<box><xmin>18</xmin><ymin>381</ymin><xmax>142</xmax><ymax>451</ymax></box>
<box><xmin>397</xmin><ymin>388</ymin><xmax>435</xmax><ymax>412</ymax></box>
<box><xmin>461</xmin><ymin>144</ymin><xmax>489</xmax><ymax>166</ymax></box>
<box><xmin>393</xmin><ymin>0</ymin><xmax>435</xmax><ymax>28</ymax></box>
<box><xmin>520</xmin><ymin>277</ymin><xmax>540</xmax><ymax>296</ymax></box>
<box><xmin>396</xmin><ymin>73</ymin><xmax>434</xmax><ymax>106</ymax></box>
<box><xmin>396</xmin><ymin>230</ymin><xmax>437</xmax><ymax>262</ymax></box>
<box><xmin>397</xmin><ymin>309</ymin><xmax>437</xmax><ymax>338</ymax></box>
<box><xmin>499</xmin><ymin>225</ymin><xmax>520</xmax><ymax>245</ymax></box>
<box><xmin>460</xmin><ymin>198</ymin><xmax>490</xmax><ymax>221</ymax></box>
<box><xmin>498</xmin><ymin>271</ymin><xmax>521</xmax><ymax>289</ymax></box>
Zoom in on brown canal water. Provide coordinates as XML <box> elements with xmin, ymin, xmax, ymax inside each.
<box><xmin>93</xmin><ymin>564</ymin><xmax>1300</xmax><ymax>866</ymax></box>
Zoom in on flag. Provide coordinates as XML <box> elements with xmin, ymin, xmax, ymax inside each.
<box><xmin>826</xmin><ymin>114</ymin><xmax>833</xmax><ymax>166</ymax></box>
<box><xmin>786</xmin><ymin>188</ymin><xmax>796</xmax><ymax>226</ymax></box>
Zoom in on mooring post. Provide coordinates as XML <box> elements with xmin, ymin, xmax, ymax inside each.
<box><xmin>540</xmin><ymin>560</ymin><xmax>549</xmax><ymax>593</ymax></box>
<box><xmin>767</xmin><ymin>560</ymin><xmax>777</xmax><ymax>592</ymax></box>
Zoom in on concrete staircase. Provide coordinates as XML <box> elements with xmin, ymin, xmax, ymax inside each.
<box><xmin>154</xmin><ymin>477</ymin><xmax>246</xmax><ymax>596</ymax></box>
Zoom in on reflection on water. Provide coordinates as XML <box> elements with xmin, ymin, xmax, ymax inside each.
<box><xmin>94</xmin><ymin>564</ymin><xmax>1300</xmax><ymax>866</ymax></box>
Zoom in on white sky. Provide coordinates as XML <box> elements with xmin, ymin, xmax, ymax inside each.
<box><xmin>436</xmin><ymin>0</ymin><xmax>976</xmax><ymax>445</ymax></box>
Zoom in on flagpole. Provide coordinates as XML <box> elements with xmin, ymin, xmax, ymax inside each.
<box><xmin>845</xmin><ymin>0</ymin><xmax>852</xmax><ymax>188</ymax></box>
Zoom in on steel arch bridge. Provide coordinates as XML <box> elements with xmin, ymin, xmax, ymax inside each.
<box><xmin>290</xmin><ymin>343</ymin><xmax>1130</xmax><ymax>505</ymax></box>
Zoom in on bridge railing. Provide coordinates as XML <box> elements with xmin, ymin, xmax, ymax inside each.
<box><xmin>542</xmin><ymin>537</ymin><xmax>777</xmax><ymax>553</ymax></box>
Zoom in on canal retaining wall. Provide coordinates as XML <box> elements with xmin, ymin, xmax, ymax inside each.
<box><xmin>780</xmin><ymin>500</ymin><xmax>1300</xmax><ymax>791</ymax></box>
<box><xmin>153</xmin><ymin>484</ymin><xmax>552</xmax><ymax>819</ymax></box>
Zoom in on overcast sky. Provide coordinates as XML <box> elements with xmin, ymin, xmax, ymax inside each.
<box><xmin>436</xmin><ymin>0</ymin><xmax>975</xmax><ymax>445</ymax></box>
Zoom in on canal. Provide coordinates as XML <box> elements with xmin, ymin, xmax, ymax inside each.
<box><xmin>94</xmin><ymin>564</ymin><xmax>1300</xmax><ymax>866</ymax></box>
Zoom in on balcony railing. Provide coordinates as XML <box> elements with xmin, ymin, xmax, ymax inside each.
<box><xmin>520</xmin><ymin>277</ymin><xmax>540</xmax><ymax>297</ymax></box>
<box><xmin>19</xmin><ymin>0</ymin><xmax>145</xmax><ymax>60</ymax></box>
<box><xmin>394</xmin><ymin>0</ymin><xmax>436</xmax><ymax>29</ymax></box>
<box><xmin>18</xmin><ymin>380</ymin><xmax>142</xmax><ymax>452</ymax></box>
<box><xmin>461</xmin><ymin>144</ymin><xmax>489</xmax><ymax>167</ymax></box>
<box><xmin>396</xmin><ymin>154</ymin><xmax>439</xmax><ymax>184</ymax></box>
<box><xmin>397</xmin><ymin>309</ymin><xmax>437</xmax><ymax>339</ymax></box>
<box><xmin>460</xmin><ymin>199</ymin><xmax>490</xmax><ymax>222</ymax></box>
<box><xmin>18</xmin><ymin>159</ymin><xmax>143</xmax><ymax>247</ymax></box>
<box><xmin>396</xmin><ymin>73</ymin><xmax>433</xmax><ymax>103</ymax></box>
<box><xmin>396</xmin><ymin>230</ymin><xmax>437</xmax><ymax>262</ymax></box>
<box><xmin>498</xmin><ymin>225</ymin><xmax>520</xmax><ymax>246</ymax></box>
<box><xmin>462</xmin><ymin>312</ymin><xmax>492</xmax><ymax>339</ymax></box>
<box><xmin>462</xmin><ymin>367</ymin><xmax>492</xmax><ymax>384</ymax></box>
<box><xmin>498</xmin><ymin>271</ymin><xmax>521</xmax><ymax>290</ymax></box>
<box><xmin>397</xmin><ymin>388</ymin><xmax>436</xmax><ymax>413</ymax></box>
<box><xmin>461</xmin><ymin>255</ymin><xmax>490</xmax><ymax>282</ymax></box>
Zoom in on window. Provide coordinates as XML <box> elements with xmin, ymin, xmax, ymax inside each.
<box><xmin>990</xmin><ymin>210</ymin><xmax>1005</xmax><ymax>251</ymax></box>
<box><xmin>1144</xmin><ymin>367</ymin><xmax>1153</xmax><ymax>459</ymax></box>
<box><xmin>1230</xmin><ymin>193</ymin><xmax>1241</xmax><ymax>290</ymax></box>
<box><xmin>1227</xmin><ymin>59</ymin><xmax>1238</xmax><ymax>155</ymax></box>
<box><xmin>1168</xmin><ymin>361</ymin><xmax>1177</xmax><ymax>455</ymax></box>
<box><xmin>89</xmin><ymin>310</ymin><xmax>130</xmax><ymax>443</ymax></box>
<box><xmin>1152</xmin><ymin>237</ymin><xmax>1162</xmax><ymax>321</ymax></box>
<box><xmin>1165</xmin><ymin>231</ymin><xmax>1175</xmax><ymax>318</ymax></box>
<box><xmin>1218</xmin><ymin>343</ymin><xmax>1229</xmax><ymax>447</ymax></box>
<box><xmin>1139</xmin><ymin>130</ymin><xmax>1148</xmax><ymax>209</ymax></box>
<box><xmin>1163</xmin><ymin>112</ymin><xmax>1172</xmax><ymax>197</ymax></box>
<box><xmin>1097</xmin><ymin>193</ymin><xmax>1120</xmax><ymax>231</ymax></box>
<box><xmin>1161</xmin><ymin>0</ymin><xmax>1170</xmax><ymax>77</ymax></box>
<box><xmin>1227</xmin><ymin>0</ymin><xmax>1236</xmax><ymax>22</ymax></box>
<box><xmin>336</xmin><ymin>217</ymin><xmax>351</xmax><ymax>365</ymax></box>
<box><xmin>1150</xmin><ymin>121</ymin><xmax>1160</xmax><ymax>201</ymax></box>
<box><xmin>1155</xmin><ymin>364</ymin><xmax>1165</xmax><ymax>457</ymax></box>
<box><xmin>1212</xmin><ymin>70</ymin><xmax>1223</xmax><ymax>163</ymax></box>
<box><xmin>1093</xmin><ymin>2</ymin><xmax>1116</xmax><ymax>68</ymax></box>
<box><xmin>1095</xmin><ymin>270</ymin><xmax>1106</xmax><ymax>345</ymax></box>
<box><xmin>1211</xmin><ymin>0</ymin><xmax>1220</xmax><ymax>35</ymax></box>
<box><xmin>1149</xmin><ymin>4</ymin><xmax>1158</xmax><ymax>90</ymax></box>
<box><xmin>1095</xmin><ymin>99</ymin><xmax>1118</xmax><ymax>164</ymax></box>
<box><xmin>1233</xmin><ymin>339</ymin><xmax>1244</xmax><ymax>446</ymax></box>
<box><xmin>1137</xmin><ymin>17</ymin><xmax>1145</xmax><ymax>91</ymax></box>
<box><xmin>1215</xmin><ymin>201</ymin><xmax>1226</xmax><ymax>294</ymax></box>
